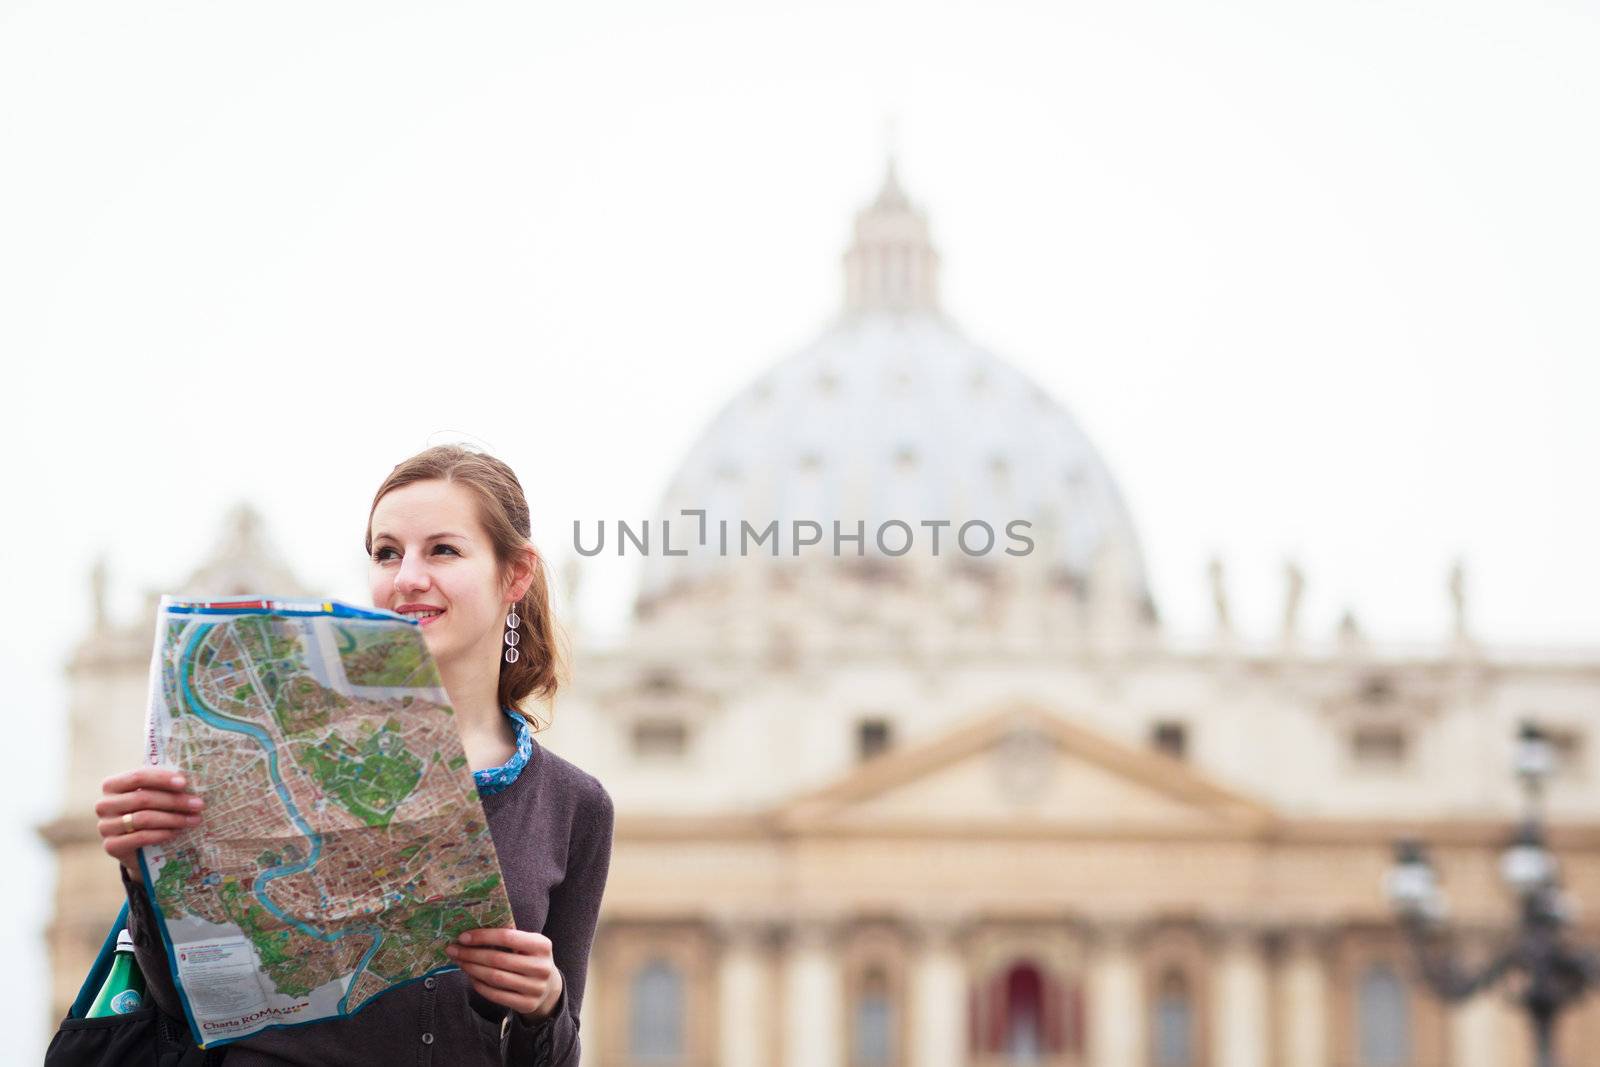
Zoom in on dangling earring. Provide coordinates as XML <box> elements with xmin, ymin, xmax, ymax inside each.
<box><xmin>503</xmin><ymin>610</ymin><xmax>522</xmax><ymax>664</ymax></box>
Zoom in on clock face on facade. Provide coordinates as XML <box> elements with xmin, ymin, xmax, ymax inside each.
<box><xmin>993</xmin><ymin>723</ymin><xmax>1054</xmax><ymax>805</ymax></box>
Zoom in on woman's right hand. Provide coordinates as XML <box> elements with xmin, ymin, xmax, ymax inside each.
<box><xmin>97</xmin><ymin>767</ymin><xmax>205</xmax><ymax>884</ymax></box>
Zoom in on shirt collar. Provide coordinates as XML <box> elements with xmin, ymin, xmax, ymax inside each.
<box><xmin>472</xmin><ymin>706</ymin><xmax>534</xmax><ymax>797</ymax></box>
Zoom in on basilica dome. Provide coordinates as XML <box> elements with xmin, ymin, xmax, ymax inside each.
<box><xmin>636</xmin><ymin>163</ymin><xmax>1155</xmax><ymax>624</ymax></box>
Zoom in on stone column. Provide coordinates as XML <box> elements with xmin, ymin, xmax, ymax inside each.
<box><xmin>717</xmin><ymin>917</ymin><xmax>775</xmax><ymax>1067</ymax></box>
<box><xmin>1276</xmin><ymin>927</ymin><xmax>1329</xmax><ymax>1067</ymax></box>
<box><xmin>781</xmin><ymin>918</ymin><xmax>843</xmax><ymax>1067</ymax></box>
<box><xmin>1086</xmin><ymin>922</ymin><xmax>1144</xmax><ymax>1067</ymax></box>
<box><xmin>1448</xmin><ymin>931</ymin><xmax>1527</xmax><ymax>1067</ymax></box>
<box><xmin>1449</xmin><ymin>996</ymin><xmax>1503</xmax><ymax>1067</ymax></box>
<box><xmin>1212</xmin><ymin>923</ymin><xmax>1270</xmax><ymax>1067</ymax></box>
<box><xmin>909</xmin><ymin>915</ymin><xmax>967</xmax><ymax>1067</ymax></box>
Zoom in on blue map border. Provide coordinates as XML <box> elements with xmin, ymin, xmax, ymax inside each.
<box><xmin>162</xmin><ymin>597</ymin><xmax>413</xmax><ymax>623</ymax></box>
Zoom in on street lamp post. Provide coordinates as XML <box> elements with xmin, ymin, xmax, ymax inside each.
<box><xmin>1385</xmin><ymin>723</ymin><xmax>1600</xmax><ymax>1067</ymax></box>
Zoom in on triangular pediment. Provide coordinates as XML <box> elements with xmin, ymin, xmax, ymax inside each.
<box><xmin>776</xmin><ymin>703</ymin><xmax>1275</xmax><ymax>836</ymax></box>
<box><xmin>178</xmin><ymin>504</ymin><xmax>309</xmax><ymax>599</ymax></box>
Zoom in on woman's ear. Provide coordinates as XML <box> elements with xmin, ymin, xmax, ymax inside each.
<box><xmin>506</xmin><ymin>547</ymin><xmax>538</xmax><ymax>605</ymax></box>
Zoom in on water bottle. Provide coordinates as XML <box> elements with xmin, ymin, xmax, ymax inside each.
<box><xmin>86</xmin><ymin>930</ymin><xmax>146</xmax><ymax>1017</ymax></box>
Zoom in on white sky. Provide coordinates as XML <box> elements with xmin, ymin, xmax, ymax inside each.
<box><xmin>4</xmin><ymin>0</ymin><xmax>1598</xmax><ymax>1054</ymax></box>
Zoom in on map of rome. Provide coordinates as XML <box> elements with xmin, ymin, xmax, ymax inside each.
<box><xmin>139</xmin><ymin>596</ymin><xmax>515</xmax><ymax>1047</ymax></box>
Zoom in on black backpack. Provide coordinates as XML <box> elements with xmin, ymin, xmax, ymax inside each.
<box><xmin>44</xmin><ymin>902</ymin><xmax>226</xmax><ymax>1067</ymax></box>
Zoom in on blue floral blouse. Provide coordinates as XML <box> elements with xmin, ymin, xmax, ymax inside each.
<box><xmin>472</xmin><ymin>706</ymin><xmax>534</xmax><ymax>797</ymax></box>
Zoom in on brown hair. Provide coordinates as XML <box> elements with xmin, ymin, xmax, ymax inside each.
<box><xmin>364</xmin><ymin>444</ymin><xmax>567</xmax><ymax>729</ymax></box>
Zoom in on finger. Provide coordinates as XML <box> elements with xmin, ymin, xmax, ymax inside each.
<box><xmin>102</xmin><ymin>830</ymin><xmax>177</xmax><ymax>858</ymax></box>
<box><xmin>466</xmin><ymin>977</ymin><xmax>537</xmax><ymax>1016</ymax></box>
<box><xmin>456</xmin><ymin>928</ymin><xmax>548</xmax><ymax>954</ymax></box>
<box><xmin>458</xmin><ymin>961</ymin><xmax>541</xmax><ymax>997</ymax></box>
<box><xmin>97</xmin><ymin>811</ymin><xmax>201</xmax><ymax>838</ymax></box>
<box><xmin>102</xmin><ymin>768</ymin><xmax>191</xmax><ymax>795</ymax></box>
<box><xmin>447</xmin><ymin>945</ymin><xmax>546</xmax><ymax>975</ymax></box>
<box><xmin>96</xmin><ymin>789</ymin><xmax>205</xmax><ymax>818</ymax></box>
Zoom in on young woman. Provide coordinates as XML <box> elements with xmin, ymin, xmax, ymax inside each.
<box><xmin>94</xmin><ymin>445</ymin><xmax>614</xmax><ymax>1066</ymax></box>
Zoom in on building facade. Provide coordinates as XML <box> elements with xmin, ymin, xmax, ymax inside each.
<box><xmin>42</xmin><ymin>167</ymin><xmax>1600</xmax><ymax>1066</ymax></box>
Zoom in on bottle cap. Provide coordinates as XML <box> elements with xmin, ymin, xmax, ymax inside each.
<box><xmin>116</xmin><ymin>929</ymin><xmax>135</xmax><ymax>951</ymax></box>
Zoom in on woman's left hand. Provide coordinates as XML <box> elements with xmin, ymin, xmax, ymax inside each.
<box><xmin>447</xmin><ymin>928</ymin><xmax>564</xmax><ymax>1021</ymax></box>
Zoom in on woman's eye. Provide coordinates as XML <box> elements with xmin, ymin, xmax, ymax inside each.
<box><xmin>373</xmin><ymin>547</ymin><xmax>399</xmax><ymax>562</ymax></box>
<box><xmin>434</xmin><ymin>544</ymin><xmax>460</xmax><ymax>556</ymax></box>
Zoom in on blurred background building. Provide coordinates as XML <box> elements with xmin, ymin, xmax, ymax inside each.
<box><xmin>41</xmin><ymin>167</ymin><xmax>1600</xmax><ymax>1066</ymax></box>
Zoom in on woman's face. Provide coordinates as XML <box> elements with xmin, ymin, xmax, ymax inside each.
<box><xmin>368</xmin><ymin>479</ymin><xmax>516</xmax><ymax>675</ymax></box>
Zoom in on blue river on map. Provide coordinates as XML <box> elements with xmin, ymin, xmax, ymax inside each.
<box><xmin>177</xmin><ymin>621</ymin><xmax>385</xmax><ymax>1014</ymax></box>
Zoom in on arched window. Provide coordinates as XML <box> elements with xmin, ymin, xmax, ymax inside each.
<box><xmin>629</xmin><ymin>958</ymin><xmax>684</xmax><ymax>1060</ymax></box>
<box><xmin>1152</xmin><ymin>968</ymin><xmax>1195</xmax><ymax>1067</ymax></box>
<box><xmin>852</xmin><ymin>963</ymin><xmax>894</xmax><ymax>1066</ymax></box>
<box><xmin>1356</xmin><ymin>962</ymin><xmax>1410</xmax><ymax>1067</ymax></box>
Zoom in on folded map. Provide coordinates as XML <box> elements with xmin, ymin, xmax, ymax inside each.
<box><xmin>137</xmin><ymin>595</ymin><xmax>515</xmax><ymax>1048</ymax></box>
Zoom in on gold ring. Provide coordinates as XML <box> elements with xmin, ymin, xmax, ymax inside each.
<box><xmin>122</xmin><ymin>812</ymin><xmax>136</xmax><ymax>833</ymax></box>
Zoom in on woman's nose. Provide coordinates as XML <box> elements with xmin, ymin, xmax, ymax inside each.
<box><xmin>394</xmin><ymin>554</ymin><xmax>430</xmax><ymax>592</ymax></box>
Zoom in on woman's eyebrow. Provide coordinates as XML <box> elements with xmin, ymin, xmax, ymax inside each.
<box><xmin>374</xmin><ymin>531</ymin><xmax>467</xmax><ymax>547</ymax></box>
<box><xmin>371</xmin><ymin>531</ymin><xmax>468</xmax><ymax>543</ymax></box>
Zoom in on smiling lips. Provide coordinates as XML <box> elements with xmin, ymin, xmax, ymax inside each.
<box><xmin>395</xmin><ymin>603</ymin><xmax>446</xmax><ymax>627</ymax></box>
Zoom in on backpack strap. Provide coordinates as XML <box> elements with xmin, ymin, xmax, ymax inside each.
<box><xmin>67</xmin><ymin>903</ymin><xmax>131</xmax><ymax>1020</ymax></box>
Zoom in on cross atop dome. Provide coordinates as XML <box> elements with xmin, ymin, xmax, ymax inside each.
<box><xmin>841</xmin><ymin>156</ymin><xmax>942</xmax><ymax>314</ymax></box>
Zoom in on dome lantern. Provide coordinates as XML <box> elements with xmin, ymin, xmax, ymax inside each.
<box><xmin>842</xmin><ymin>157</ymin><xmax>941</xmax><ymax>314</ymax></box>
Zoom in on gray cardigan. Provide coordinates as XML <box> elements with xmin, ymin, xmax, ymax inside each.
<box><xmin>120</xmin><ymin>736</ymin><xmax>615</xmax><ymax>1066</ymax></box>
